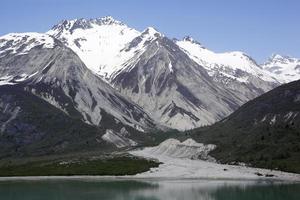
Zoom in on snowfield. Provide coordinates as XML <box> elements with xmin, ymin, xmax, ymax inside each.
<box><xmin>176</xmin><ymin>37</ymin><xmax>278</xmax><ymax>83</ymax></box>
<box><xmin>130</xmin><ymin>138</ymin><xmax>300</xmax><ymax>181</ymax></box>
<box><xmin>262</xmin><ymin>54</ymin><xmax>300</xmax><ymax>83</ymax></box>
<box><xmin>0</xmin><ymin>33</ymin><xmax>54</xmax><ymax>57</ymax></box>
<box><xmin>47</xmin><ymin>17</ymin><xmax>162</xmax><ymax>81</ymax></box>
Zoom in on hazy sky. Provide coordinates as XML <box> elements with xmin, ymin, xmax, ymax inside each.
<box><xmin>1</xmin><ymin>0</ymin><xmax>299</xmax><ymax>62</ymax></box>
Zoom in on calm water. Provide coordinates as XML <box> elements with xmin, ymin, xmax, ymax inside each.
<box><xmin>0</xmin><ymin>179</ymin><xmax>299</xmax><ymax>200</ymax></box>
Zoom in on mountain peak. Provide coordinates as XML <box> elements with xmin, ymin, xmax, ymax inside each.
<box><xmin>270</xmin><ymin>54</ymin><xmax>286</xmax><ymax>60</ymax></box>
<box><xmin>92</xmin><ymin>16</ymin><xmax>124</xmax><ymax>26</ymax></box>
<box><xmin>183</xmin><ymin>36</ymin><xmax>195</xmax><ymax>42</ymax></box>
<box><xmin>49</xmin><ymin>16</ymin><xmax>126</xmax><ymax>35</ymax></box>
<box><xmin>262</xmin><ymin>54</ymin><xmax>300</xmax><ymax>83</ymax></box>
<box><xmin>182</xmin><ymin>36</ymin><xmax>202</xmax><ymax>46</ymax></box>
<box><xmin>142</xmin><ymin>27</ymin><xmax>162</xmax><ymax>37</ymax></box>
<box><xmin>266</xmin><ymin>54</ymin><xmax>298</xmax><ymax>64</ymax></box>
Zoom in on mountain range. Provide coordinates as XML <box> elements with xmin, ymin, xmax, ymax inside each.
<box><xmin>0</xmin><ymin>16</ymin><xmax>299</xmax><ymax>158</ymax></box>
<box><xmin>45</xmin><ymin>16</ymin><xmax>298</xmax><ymax>129</ymax></box>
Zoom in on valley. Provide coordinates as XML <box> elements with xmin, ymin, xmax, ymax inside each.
<box><xmin>0</xmin><ymin>16</ymin><xmax>299</xmax><ymax>179</ymax></box>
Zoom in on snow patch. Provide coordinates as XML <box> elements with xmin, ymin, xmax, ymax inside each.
<box><xmin>260</xmin><ymin>115</ymin><xmax>267</xmax><ymax>122</ymax></box>
<box><xmin>168</xmin><ymin>62</ymin><xmax>173</xmax><ymax>72</ymax></box>
<box><xmin>270</xmin><ymin>115</ymin><xmax>277</xmax><ymax>125</ymax></box>
<box><xmin>0</xmin><ymin>71</ymin><xmax>38</xmax><ymax>86</ymax></box>
<box><xmin>14</xmin><ymin>71</ymin><xmax>38</xmax><ymax>82</ymax></box>
<box><xmin>176</xmin><ymin>39</ymin><xmax>277</xmax><ymax>83</ymax></box>
<box><xmin>0</xmin><ymin>33</ymin><xmax>54</xmax><ymax>57</ymax></box>
<box><xmin>0</xmin><ymin>75</ymin><xmax>15</xmax><ymax>86</ymax></box>
<box><xmin>284</xmin><ymin>112</ymin><xmax>295</xmax><ymax>121</ymax></box>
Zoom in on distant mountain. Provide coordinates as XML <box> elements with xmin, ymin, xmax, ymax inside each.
<box><xmin>191</xmin><ymin>80</ymin><xmax>300</xmax><ymax>173</ymax></box>
<box><xmin>262</xmin><ymin>54</ymin><xmax>300</xmax><ymax>83</ymax></box>
<box><xmin>176</xmin><ymin>36</ymin><xmax>279</xmax><ymax>101</ymax></box>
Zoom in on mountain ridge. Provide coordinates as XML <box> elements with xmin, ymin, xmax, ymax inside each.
<box><xmin>1</xmin><ymin>16</ymin><xmax>299</xmax><ymax>131</ymax></box>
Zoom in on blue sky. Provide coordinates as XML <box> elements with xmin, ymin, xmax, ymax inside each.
<box><xmin>1</xmin><ymin>0</ymin><xmax>299</xmax><ymax>62</ymax></box>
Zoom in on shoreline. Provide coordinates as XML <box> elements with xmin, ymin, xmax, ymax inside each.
<box><xmin>129</xmin><ymin>147</ymin><xmax>300</xmax><ymax>182</ymax></box>
<box><xmin>0</xmin><ymin>174</ymin><xmax>299</xmax><ymax>183</ymax></box>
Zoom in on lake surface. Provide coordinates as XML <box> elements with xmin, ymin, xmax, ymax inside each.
<box><xmin>0</xmin><ymin>178</ymin><xmax>299</xmax><ymax>200</ymax></box>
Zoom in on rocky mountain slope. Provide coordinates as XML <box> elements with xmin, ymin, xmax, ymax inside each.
<box><xmin>0</xmin><ymin>32</ymin><xmax>157</xmax><ymax>130</ymax></box>
<box><xmin>0</xmin><ymin>32</ymin><xmax>165</xmax><ymax>157</ymax></box>
<box><xmin>111</xmin><ymin>33</ymin><xmax>244</xmax><ymax>130</ymax></box>
<box><xmin>191</xmin><ymin>80</ymin><xmax>300</xmax><ymax>173</ymax></box>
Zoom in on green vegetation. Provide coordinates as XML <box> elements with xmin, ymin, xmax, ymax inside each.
<box><xmin>190</xmin><ymin>80</ymin><xmax>300</xmax><ymax>174</ymax></box>
<box><xmin>0</xmin><ymin>156</ymin><xmax>160</xmax><ymax>177</ymax></box>
<box><xmin>191</xmin><ymin>123</ymin><xmax>300</xmax><ymax>173</ymax></box>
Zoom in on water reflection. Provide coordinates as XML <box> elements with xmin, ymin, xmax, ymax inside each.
<box><xmin>0</xmin><ymin>179</ymin><xmax>299</xmax><ymax>200</ymax></box>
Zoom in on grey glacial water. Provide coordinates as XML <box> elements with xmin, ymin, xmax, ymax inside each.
<box><xmin>0</xmin><ymin>179</ymin><xmax>299</xmax><ymax>200</ymax></box>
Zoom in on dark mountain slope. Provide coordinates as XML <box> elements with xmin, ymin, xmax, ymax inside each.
<box><xmin>0</xmin><ymin>85</ymin><xmax>111</xmax><ymax>158</ymax></box>
<box><xmin>0</xmin><ymin>85</ymin><xmax>162</xmax><ymax>159</ymax></box>
<box><xmin>191</xmin><ymin>80</ymin><xmax>300</xmax><ymax>173</ymax></box>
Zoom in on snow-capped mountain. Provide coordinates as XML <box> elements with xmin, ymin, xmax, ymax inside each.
<box><xmin>111</xmin><ymin>33</ymin><xmax>244</xmax><ymax>130</ymax></box>
<box><xmin>0</xmin><ymin>32</ymin><xmax>158</xmax><ymax>134</ymax></box>
<box><xmin>46</xmin><ymin>16</ymin><xmax>283</xmax><ymax>130</ymax></box>
<box><xmin>1</xmin><ymin>16</ymin><xmax>290</xmax><ymax>131</ymax></box>
<box><xmin>176</xmin><ymin>36</ymin><xmax>279</xmax><ymax>101</ymax></box>
<box><xmin>262</xmin><ymin>54</ymin><xmax>300</xmax><ymax>83</ymax></box>
<box><xmin>47</xmin><ymin>16</ymin><xmax>141</xmax><ymax>80</ymax></box>
<box><xmin>47</xmin><ymin>16</ymin><xmax>166</xmax><ymax>82</ymax></box>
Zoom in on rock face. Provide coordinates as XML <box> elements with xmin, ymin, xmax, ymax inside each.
<box><xmin>111</xmin><ymin>35</ymin><xmax>244</xmax><ymax>130</ymax></box>
<box><xmin>191</xmin><ymin>80</ymin><xmax>300</xmax><ymax>173</ymax></box>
